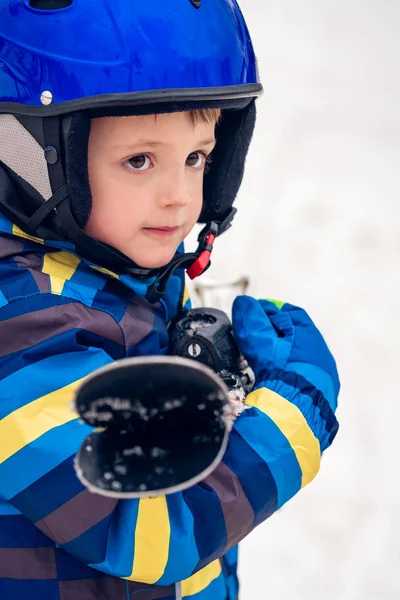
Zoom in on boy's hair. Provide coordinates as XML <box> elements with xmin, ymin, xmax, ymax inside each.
<box><xmin>148</xmin><ymin>108</ymin><xmax>221</xmax><ymax>127</ymax></box>
<box><xmin>188</xmin><ymin>108</ymin><xmax>221</xmax><ymax>126</ymax></box>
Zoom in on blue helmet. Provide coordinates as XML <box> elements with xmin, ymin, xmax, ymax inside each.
<box><xmin>0</xmin><ymin>0</ymin><xmax>261</xmax><ymax>297</ymax></box>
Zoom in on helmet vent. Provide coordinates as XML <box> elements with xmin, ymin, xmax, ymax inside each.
<box><xmin>190</xmin><ymin>0</ymin><xmax>201</xmax><ymax>7</ymax></box>
<box><xmin>29</xmin><ymin>0</ymin><xmax>72</xmax><ymax>9</ymax></box>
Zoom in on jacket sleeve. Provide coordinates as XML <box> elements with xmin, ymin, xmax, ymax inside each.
<box><xmin>0</xmin><ymin>293</ymin><xmax>337</xmax><ymax>585</ymax></box>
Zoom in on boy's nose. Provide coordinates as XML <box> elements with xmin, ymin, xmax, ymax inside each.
<box><xmin>157</xmin><ymin>172</ymin><xmax>191</xmax><ymax>208</ymax></box>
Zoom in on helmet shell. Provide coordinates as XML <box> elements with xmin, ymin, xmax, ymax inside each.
<box><xmin>0</xmin><ymin>0</ymin><xmax>260</xmax><ymax>114</ymax></box>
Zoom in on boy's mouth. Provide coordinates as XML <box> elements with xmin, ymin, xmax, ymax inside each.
<box><xmin>142</xmin><ymin>226</ymin><xmax>181</xmax><ymax>238</ymax></box>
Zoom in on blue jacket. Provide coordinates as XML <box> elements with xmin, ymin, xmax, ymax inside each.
<box><xmin>0</xmin><ymin>212</ymin><xmax>338</xmax><ymax>600</ymax></box>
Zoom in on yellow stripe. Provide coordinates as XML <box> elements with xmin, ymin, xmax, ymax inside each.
<box><xmin>90</xmin><ymin>265</ymin><xmax>119</xmax><ymax>280</ymax></box>
<box><xmin>42</xmin><ymin>251</ymin><xmax>81</xmax><ymax>294</ymax></box>
<box><xmin>12</xmin><ymin>224</ymin><xmax>44</xmax><ymax>245</ymax></box>
<box><xmin>246</xmin><ymin>388</ymin><xmax>321</xmax><ymax>487</ymax></box>
<box><xmin>181</xmin><ymin>560</ymin><xmax>222</xmax><ymax>597</ymax></box>
<box><xmin>182</xmin><ymin>285</ymin><xmax>190</xmax><ymax>307</ymax></box>
<box><xmin>127</xmin><ymin>497</ymin><xmax>170</xmax><ymax>583</ymax></box>
<box><xmin>0</xmin><ymin>379</ymin><xmax>83</xmax><ymax>463</ymax></box>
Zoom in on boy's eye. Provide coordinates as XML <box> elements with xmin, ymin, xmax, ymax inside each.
<box><xmin>186</xmin><ymin>151</ymin><xmax>206</xmax><ymax>169</ymax></box>
<box><xmin>125</xmin><ymin>155</ymin><xmax>152</xmax><ymax>171</ymax></box>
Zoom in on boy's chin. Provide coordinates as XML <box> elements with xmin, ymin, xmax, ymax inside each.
<box><xmin>125</xmin><ymin>249</ymin><xmax>177</xmax><ymax>271</ymax></box>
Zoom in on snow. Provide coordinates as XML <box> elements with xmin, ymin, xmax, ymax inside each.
<box><xmin>188</xmin><ymin>1</ymin><xmax>400</xmax><ymax>597</ymax></box>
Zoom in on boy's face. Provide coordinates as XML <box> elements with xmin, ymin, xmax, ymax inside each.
<box><xmin>85</xmin><ymin>112</ymin><xmax>217</xmax><ymax>269</ymax></box>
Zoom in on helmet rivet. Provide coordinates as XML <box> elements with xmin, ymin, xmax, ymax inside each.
<box><xmin>40</xmin><ymin>90</ymin><xmax>53</xmax><ymax>106</ymax></box>
<box><xmin>45</xmin><ymin>146</ymin><xmax>58</xmax><ymax>165</ymax></box>
<box><xmin>190</xmin><ymin>0</ymin><xmax>201</xmax><ymax>7</ymax></box>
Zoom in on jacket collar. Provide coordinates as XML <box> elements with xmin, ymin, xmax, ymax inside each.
<box><xmin>0</xmin><ymin>212</ymin><xmax>158</xmax><ymax>300</ymax></box>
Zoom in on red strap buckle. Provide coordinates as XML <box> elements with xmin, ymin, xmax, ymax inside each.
<box><xmin>187</xmin><ymin>233</ymin><xmax>215</xmax><ymax>280</ymax></box>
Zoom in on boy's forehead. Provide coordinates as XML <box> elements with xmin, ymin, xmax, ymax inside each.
<box><xmin>92</xmin><ymin>111</ymin><xmax>218</xmax><ymax>146</ymax></box>
<box><xmin>95</xmin><ymin>109</ymin><xmax>219</xmax><ymax>128</ymax></box>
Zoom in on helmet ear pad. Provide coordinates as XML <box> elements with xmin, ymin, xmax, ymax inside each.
<box><xmin>65</xmin><ymin>112</ymin><xmax>92</xmax><ymax>229</ymax></box>
<box><xmin>65</xmin><ymin>99</ymin><xmax>256</xmax><ymax>230</ymax></box>
<box><xmin>201</xmin><ymin>99</ymin><xmax>256</xmax><ymax>223</ymax></box>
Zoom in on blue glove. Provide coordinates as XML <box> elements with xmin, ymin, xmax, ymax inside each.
<box><xmin>232</xmin><ymin>296</ymin><xmax>339</xmax><ymax>451</ymax></box>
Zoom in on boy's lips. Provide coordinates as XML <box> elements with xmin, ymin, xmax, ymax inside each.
<box><xmin>142</xmin><ymin>225</ymin><xmax>181</xmax><ymax>238</ymax></box>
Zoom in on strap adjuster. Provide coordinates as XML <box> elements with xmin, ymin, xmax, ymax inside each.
<box><xmin>186</xmin><ymin>232</ymin><xmax>215</xmax><ymax>280</ymax></box>
<box><xmin>186</xmin><ymin>208</ymin><xmax>237</xmax><ymax>280</ymax></box>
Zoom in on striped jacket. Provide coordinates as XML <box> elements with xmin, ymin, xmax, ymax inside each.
<box><xmin>0</xmin><ymin>212</ymin><xmax>338</xmax><ymax>600</ymax></box>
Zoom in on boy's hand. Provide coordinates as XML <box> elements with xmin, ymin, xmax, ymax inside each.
<box><xmin>232</xmin><ymin>296</ymin><xmax>340</xmax><ymax>412</ymax></box>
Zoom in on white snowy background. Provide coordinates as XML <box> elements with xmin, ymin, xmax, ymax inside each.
<box><xmin>189</xmin><ymin>1</ymin><xmax>400</xmax><ymax>598</ymax></box>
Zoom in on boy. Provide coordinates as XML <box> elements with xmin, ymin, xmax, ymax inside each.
<box><xmin>0</xmin><ymin>1</ymin><xmax>340</xmax><ymax>599</ymax></box>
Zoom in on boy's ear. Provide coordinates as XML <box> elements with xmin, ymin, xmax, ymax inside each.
<box><xmin>200</xmin><ymin>100</ymin><xmax>256</xmax><ymax>224</ymax></box>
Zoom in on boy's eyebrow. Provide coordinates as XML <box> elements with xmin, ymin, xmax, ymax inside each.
<box><xmin>112</xmin><ymin>138</ymin><xmax>216</xmax><ymax>150</ymax></box>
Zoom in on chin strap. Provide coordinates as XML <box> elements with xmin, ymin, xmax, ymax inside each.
<box><xmin>145</xmin><ymin>208</ymin><xmax>236</xmax><ymax>304</ymax></box>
